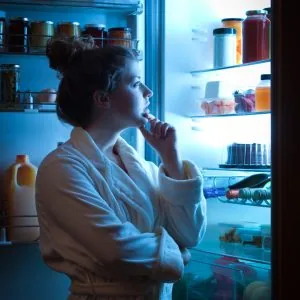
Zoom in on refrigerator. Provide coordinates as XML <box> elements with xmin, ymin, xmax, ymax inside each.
<box><xmin>0</xmin><ymin>0</ymin><xmax>298</xmax><ymax>299</ymax></box>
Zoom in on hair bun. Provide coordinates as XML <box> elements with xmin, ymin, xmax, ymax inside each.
<box><xmin>46</xmin><ymin>36</ymin><xmax>95</xmax><ymax>74</ymax></box>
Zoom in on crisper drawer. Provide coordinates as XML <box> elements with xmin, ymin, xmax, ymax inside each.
<box><xmin>172</xmin><ymin>250</ymin><xmax>271</xmax><ymax>300</ymax></box>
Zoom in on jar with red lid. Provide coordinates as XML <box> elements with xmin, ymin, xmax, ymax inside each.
<box><xmin>242</xmin><ymin>10</ymin><xmax>270</xmax><ymax>63</ymax></box>
<box><xmin>107</xmin><ymin>27</ymin><xmax>132</xmax><ymax>48</ymax></box>
<box><xmin>8</xmin><ymin>17</ymin><xmax>29</xmax><ymax>53</ymax></box>
<box><xmin>82</xmin><ymin>24</ymin><xmax>107</xmax><ymax>48</ymax></box>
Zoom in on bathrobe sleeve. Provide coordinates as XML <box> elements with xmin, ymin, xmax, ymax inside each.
<box><xmin>36</xmin><ymin>156</ymin><xmax>184</xmax><ymax>282</ymax></box>
<box><xmin>147</xmin><ymin>160</ymin><xmax>207</xmax><ymax>249</ymax></box>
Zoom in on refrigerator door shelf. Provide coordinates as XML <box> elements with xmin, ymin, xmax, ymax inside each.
<box><xmin>0</xmin><ymin>0</ymin><xmax>142</xmax><ymax>12</ymax></box>
<box><xmin>190</xmin><ymin>59</ymin><xmax>271</xmax><ymax>76</ymax></box>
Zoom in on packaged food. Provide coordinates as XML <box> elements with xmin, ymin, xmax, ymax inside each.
<box><xmin>221</xmin><ymin>18</ymin><xmax>244</xmax><ymax>64</ymax></box>
<box><xmin>233</xmin><ymin>89</ymin><xmax>255</xmax><ymax>112</ymax></box>
<box><xmin>201</xmin><ymin>98</ymin><xmax>236</xmax><ymax>115</ymax></box>
<box><xmin>0</xmin><ymin>64</ymin><xmax>20</xmax><ymax>105</ymax></box>
<box><xmin>255</xmin><ymin>74</ymin><xmax>271</xmax><ymax>111</ymax></box>
<box><xmin>0</xmin><ymin>17</ymin><xmax>6</xmax><ymax>51</ymax></box>
<box><xmin>108</xmin><ymin>27</ymin><xmax>132</xmax><ymax>48</ymax></box>
<box><xmin>57</xmin><ymin>21</ymin><xmax>80</xmax><ymax>38</ymax></box>
<box><xmin>242</xmin><ymin>10</ymin><xmax>270</xmax><ymax>63</ymax></box>
<box><xmin>3</xmin><ymin>154</ymin><xmax>39</xmax><ymax>242</ymax></box>
<box><xmin>82</xmin><ymin>24</ymin><xmax>107</xmax><ymax>48</ymax></box>
<box><xmin>8</xmin><ymin>17</ymin><xmax>29</xmax><ymax>53</ymax></box>
<box><xmin>213</xmin><ymin>27</ymin><xmax>236</xmax><ymax>68</ymax></box>
<box><xmin>30</xmin><ymin>20</ymin><xmax>54</xmax><ymax>53</ymax></box>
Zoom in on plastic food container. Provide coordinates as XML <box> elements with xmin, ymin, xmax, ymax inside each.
<box><xmin>261</xmin><ymin>224</ymin><xmax>271</xmax><ymax>251</ymax></box>
<box><xmin>237</xmin><ymin>227</ymin><xmax>262</xmax><ymax>247</ymax></box>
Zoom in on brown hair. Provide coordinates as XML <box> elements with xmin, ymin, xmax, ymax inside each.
<box><xmin>46</xmin><ymin>37</ymin><xmax>138</xmax><ymax>128</ymax></box>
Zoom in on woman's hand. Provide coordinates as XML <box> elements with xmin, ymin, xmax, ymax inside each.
<box><xmin>139</xmin><ymin>114</ymin><xmax>184</xmax><ymax>180</ymax></box>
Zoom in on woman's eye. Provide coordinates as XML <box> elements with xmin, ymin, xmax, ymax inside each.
<box><xmin>134</xmin><ymin>81</ymin><xmax>141</xmax><ymax>87</ymax></box>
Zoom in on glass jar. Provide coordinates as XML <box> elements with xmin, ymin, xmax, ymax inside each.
<box><xmin>0</xmin><ymin>17</ymin><xmax>6</xmax><ymax>52</ymax></box>
<box><xmin>56</xmin><ymin>22</ymin><xmax>80</xmax><ymax>38</ymax></box>
<box><xmin>221</xmin><ymin>18</ymin><xmax>244</xmax><ymax>65</ymax></box>
<box><xmin>264</xmin><ymin>7</ymin><xmax>272</xmax><ymax>59</ymax></box>
<box><xmin>82</xmin><ymin>24</ymin><xmax>107</xmax><ymax>48</ymax></box>
<box><xmin>8</xmin><ymin>17</ymin><xmax>29</xmax><ymax>53</ymax></box>
<box><xmin>213</xmin><ymin>27</ymin><xmax>236</xmax><ymax>68</ymax></box>
<box><xmin>30</xmin><ymin>21</ymin><xmax>54</xmax><ymax>53</ymax></box>
<box><xmin>107</xmin><ymin>27</ymin><xmax>132</xmax><ymax>48</ymax></box>
<box><xmin>0</xmin><ymin>64</ymin><xmax>20</xmax><ymax>105</ymax></box>
<box><xmin>242</xmin><ymin>10</ymin><xmax>270</xmax><ymax>63</ymax></box>
<box><xmin>255</xmin><ymin>74</ymin><xmax>271</xmax><ymax>111</ymax></box>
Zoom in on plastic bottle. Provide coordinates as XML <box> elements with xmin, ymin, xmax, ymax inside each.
<box><xmin>4</xmin><ymin>154</ymin><xmax>39</xmax><ymax>242</ymax></box>
<box><xmin>255</xmin><ymin>74</ymin><xmax>271</xmax><ymax>111</ymax></box>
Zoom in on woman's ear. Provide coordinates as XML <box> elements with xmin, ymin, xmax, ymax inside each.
<box><xmin>93</xmin><ymin>90</ymin><xmax>111</xmax><ymax>109</ymax></box>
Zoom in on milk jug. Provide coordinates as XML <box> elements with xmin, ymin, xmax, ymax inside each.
<box><xmin>4</xmin><ymin>154</ymin><xmax>39</xmax><ymax>242</ymax></box>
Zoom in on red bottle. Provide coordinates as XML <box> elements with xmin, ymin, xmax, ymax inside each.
<box><xmin>242</xmin><ymin>10</ymin><xmax>270</xmax><ymax>63</ymax></box>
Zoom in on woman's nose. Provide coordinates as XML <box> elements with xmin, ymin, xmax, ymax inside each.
<box><xmin>143</xmin><ymin>85</ymin><xmax>153</xmax><ymax>98</ymax></box>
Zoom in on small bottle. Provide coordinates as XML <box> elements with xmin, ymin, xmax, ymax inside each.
<box><xmin>255</xmin><ymin>74</ymin><xmax>271</xmax><ymax>111</ymax></box>
<box><xmin>213</xmin><ymin>28</ymin><xmax>236</xmax><ymax>68</ymax></box>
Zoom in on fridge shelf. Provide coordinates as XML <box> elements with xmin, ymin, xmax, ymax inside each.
<box><xmin>190</xmin><ymin>111</ymin><xmax>270</xmax><ymax>119</ymax></box>
<box><xmin>0</xmin><ymin>0</ymin><xmax>142</xmax><ymax>12</ymax></box>
<box><xmin>0</xmin><ymin>214</ymin><xmax>40</xmax><ymax>246</ymax></box>
<box><xmin>0</xmin><ymin>35</ymin><xmax>141</xmax><ymax>57</ymax></box>
<box><xmin>218</xmin><ymin>196</ymin><xmax>271</xmax><ymax>207</ymax></box>
<box><xmin>0</xmin><ymin>91</ymin><xmax>57</xmax><ymax>113</ymax></box>
<box><xmin>190</xmin><ymin>59</ymin><xmax>271</xmax><ymax>76</ymax></box>
<box><xmin>203</xmin><ymin>174</ymin><xmax>271</xmax><ymax>207</ymax></box>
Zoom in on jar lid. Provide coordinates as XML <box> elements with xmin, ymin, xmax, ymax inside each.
<box><xmin>0</xmin><ymin>64</ymin><xmax>20</xmax><ymax>68</ymax></box>
<box><xmin>31</xmin><ymin>20</ymin><xmax>54</xmax><ymax>24</ymax></box>
<box><xmin>261</xmin><ymin>74</ymin><xmax>271</xmax><ymax>80</ymax></box>
<box><xmin>213</xmin><ymin>28</ymin><xmax>236</xmax><ymax>35</ymax></box>
<box><xmin>16</xmin><ymin>154</ymin><xmax>29</xmax><ymax>164</ymax></box>
<box><xmin>246</xmin><ymin>10</ymin><xmax>267</xmax><ymax>16</ymax></box>
<box><xmin>10</xmin><ymin>17</ymin><xmax>29</xmax><ymax>22</ymax></box>
<box><xmin>84</xmin><ymin>24</ymin><xmax>106</xmax><ymax>29</ymax></box>
<box><xmin>221</xmin><ymin>18</ymin><xmax>244</xmax><ymax>22</ymax></box>
<box><xmin>58</xmin><ymin>21</ymin><xmax>80</xmax><ymax>26</ymax></box>
<box><xmin>108</xmin><ymin>27</ymin><xmax>131</xmax><ymax>32</ymax></box>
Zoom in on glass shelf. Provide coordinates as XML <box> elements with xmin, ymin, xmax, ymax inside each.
<box><xmin>190</xmin><ymin>111</ymin><xmax>270</xmax><ymax>119</ymax></box>
<box><xmin>190</xmin><ymin>59</ymin><xmax>271</xmax><ymax>76</ymax></box>
<box><xmin>0</xmin><ymin>0</ymin><xmax>142</xmax><ymax>12</ymax></box>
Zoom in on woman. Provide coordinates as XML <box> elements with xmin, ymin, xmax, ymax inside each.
<box><xmin>35</xmin><ymin>37</ymin><xmax>207</xmax><ymax>300</ymax></box>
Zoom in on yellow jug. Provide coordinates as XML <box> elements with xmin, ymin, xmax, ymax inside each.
<box><xmin>4</xmin><ymin>154</ymin><xmax>39</xmax><ymax>242</ymax></box>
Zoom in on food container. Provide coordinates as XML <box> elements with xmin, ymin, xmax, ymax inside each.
<box><xmin>57</xmin><ymin>22</ymin><xmax>80</xmax><ymax>38</ymax></box>
<box><xmin>213</xmin><ymin>27</ymin><xmax>236</xmax><ymax>68</ymax></box>
<box><xmin>8</xmin><ymin>17</ymin><xmax>29</xmax><ymax>53</ymax></box>
<box><xmin>107</xmin><ymin>27</ymin><xmax>132</xmax><ymax>48</ymax></box>
<box><xmin>30</xmin><ymin>21</ymin><xmax>54</xmax><ymax>53</ymax></box>
<box><xmin>243</xmin><ymin>10</ymin><xmax>270</xmax><ymax>63</ymax></box>
<box><xmin>82</xmin><ymin>24</ymin><xmax>107</xmax><ymax>48</ymax></box>
<box><xmin>221</xmin><ymin>18</ymin><xmax>244</xmax><ymax>64</ymax></box>
<box><xmin>261</xmin><ymin>224</ymin><xmax>271</xmax><ymax>252</ymax></box>
<box><xmin>237</xmin><ymin>226</ymin><xmax>262</xmax><ymax>247</ymax></box>
<box><xmin>0</xmin><ymin>64</ymin><xmax>20</xmax><ymax>105</ymax></box>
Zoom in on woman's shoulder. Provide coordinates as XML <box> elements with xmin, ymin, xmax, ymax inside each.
<box><xmin>38</xmin><ymin>142</ymin><xmax>90</xmax><ymax>177</ymax></box>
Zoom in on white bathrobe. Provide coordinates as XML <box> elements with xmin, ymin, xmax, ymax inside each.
<box><xmin>35</xmin><ymin>127</ymin><xmax>207</xmax><ymax>300</ymax></box>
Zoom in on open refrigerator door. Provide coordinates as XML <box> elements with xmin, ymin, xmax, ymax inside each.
<box><xmin>162</xmin><ymin>0</ymin><xmax>272</xmax><ymax>299</ymax></box>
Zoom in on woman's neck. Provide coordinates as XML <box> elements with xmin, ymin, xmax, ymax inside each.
<box><xmin>86</xmin><ymin>125</ymin><xmax>120</xmax><ymax>154</ymax></box>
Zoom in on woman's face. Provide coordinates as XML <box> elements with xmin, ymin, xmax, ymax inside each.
<box><xmin>108</xmin><ymin>59</ymin><xmax>153</xmax><ymax>128</ymax></box>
